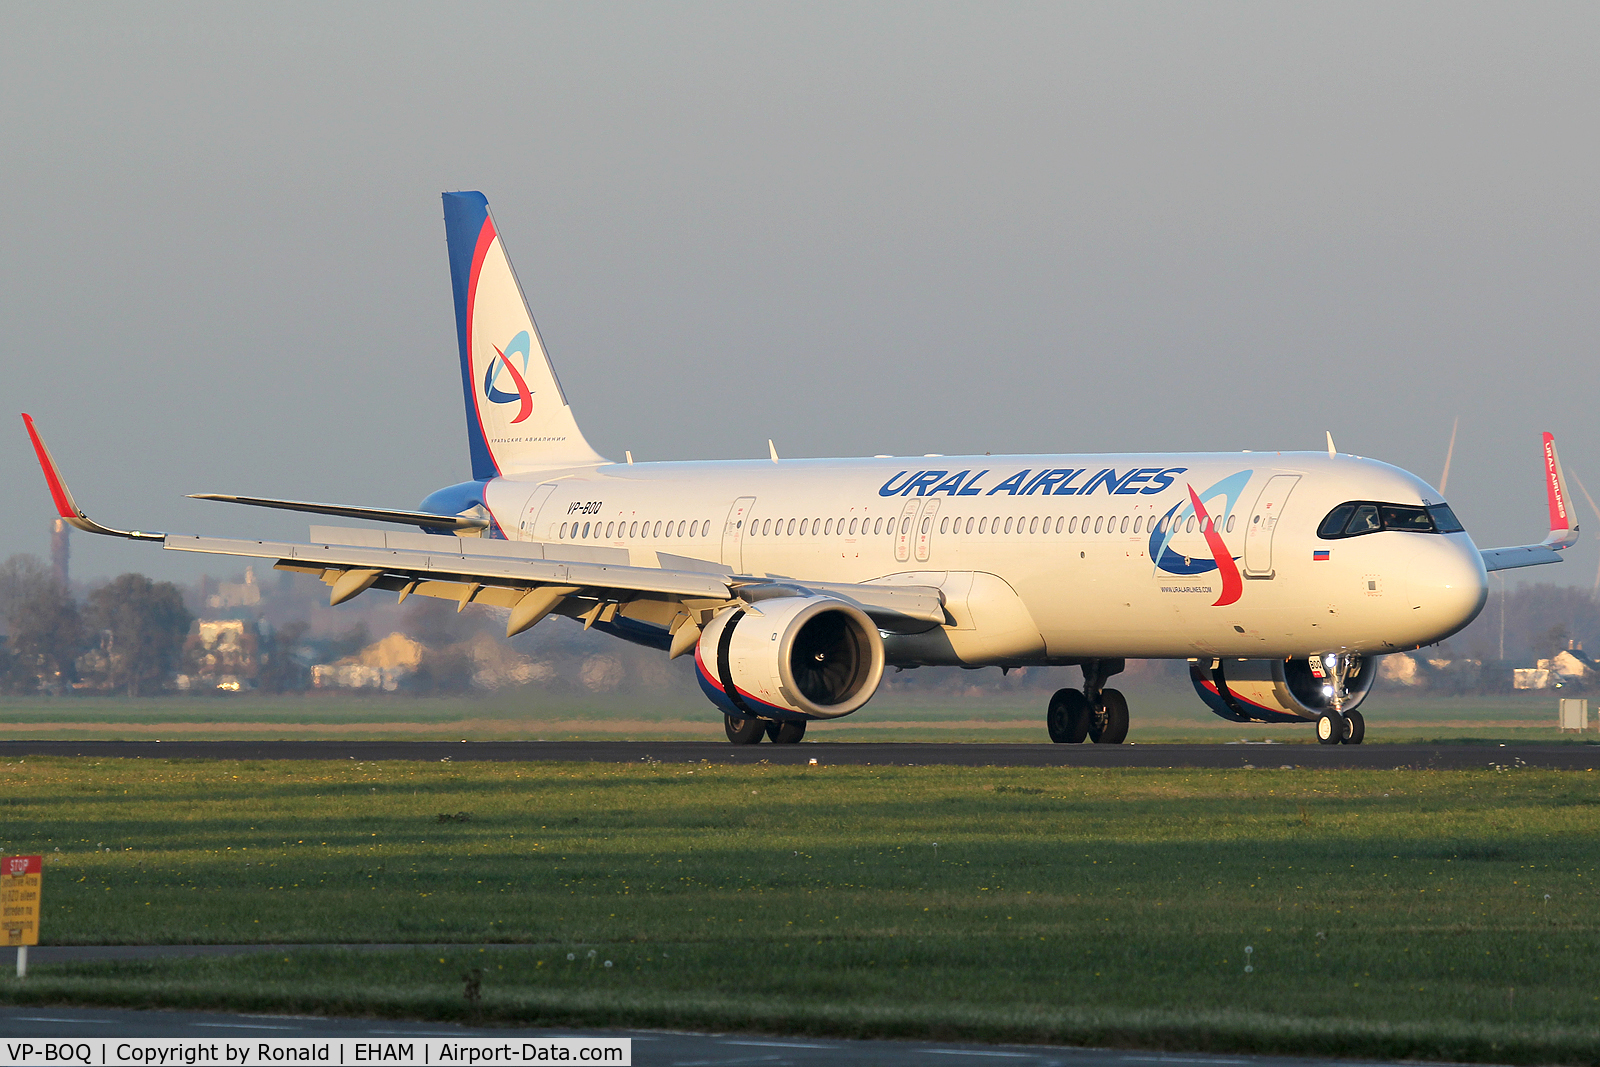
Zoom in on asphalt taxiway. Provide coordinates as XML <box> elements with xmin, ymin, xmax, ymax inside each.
<box><xmin>0</xmin><ymin>739</ymin><xmax>1594</xmax><ymax>768</ymax></box>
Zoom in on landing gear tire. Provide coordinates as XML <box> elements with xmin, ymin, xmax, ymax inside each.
<box><xmin>767</xmin><ymin>720</ymin><xmax>807</xmax><ymax>744</ymax></box>
<box><xmin>1316</xmin><ymin>711</ymin><xmax>1344</xmax><ymax>745</ymax></box>
<box><xmin>1047</xmin><ymin>689</ymin><xmax>1092</xmax><ymax>744</ymax></box>
<box><xmin>1089</xmin><ymin>688</ymin><xmax>1129</xmax><ymax>744</ymax></box>
<box><xmin>724</xmin><ymin>715</ymin><xmax>766</xmax><ymax>744</ymax></box>
<box><xmin>1342</xmin><ymin>709</ymin><xmax>1364</xmax><ymax>745</ymax></box>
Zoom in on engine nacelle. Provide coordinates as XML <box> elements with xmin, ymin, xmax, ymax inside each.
<box><xmin>694</xmin><ymin>597</ymin><xmax>885</xmax><ymax>721</ymax></box>
<box><xmin>1190</xmin><ymin>657</ymin><xmax>1375</xmax><ymax>724</ymax></box>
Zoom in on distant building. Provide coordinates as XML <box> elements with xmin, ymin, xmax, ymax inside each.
<box><xmin>207</xmin><ymin>566</ymin><xmax>262</xmax><ymax>610</ymax></box>
<box><xmin>312</xmin><ymin>631</ymin><xmax>425</xmax><ymax>691</ymax></box>
<box><xmin>50</xmin><ymin>518</ymin><xmax>68</xmax><ymax>587</ymax></box>
<box><xmin>174</xmin><ymin>618</ymin><xmax>261</xmax><ymax>691</ymax></box>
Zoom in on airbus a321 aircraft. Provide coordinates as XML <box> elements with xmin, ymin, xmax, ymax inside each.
<box><xmin>23</xmin><ymin>192</ymin><xmax>1581</xmax><ymax>745</ymax></box>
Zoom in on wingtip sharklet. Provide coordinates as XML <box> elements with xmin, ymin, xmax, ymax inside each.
<box><xmin>1542</xmin><ymin>431</ymin><xmax>1580</xmax><ymax>551</ymax></box>
<box><xmin>19</xmin><ymin>413</ymin><xmax>164</xmax><ymax>541</ymax></box>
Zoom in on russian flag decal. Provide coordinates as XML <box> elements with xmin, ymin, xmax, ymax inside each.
<box><xmin>1313</xmin><ymin>550</ymin><xmax>1330</xmax><ymax>561</ymax></box>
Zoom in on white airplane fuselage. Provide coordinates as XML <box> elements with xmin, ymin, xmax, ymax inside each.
<box><xmin>475</xmin><ymin>449</ymin><xmax>1488</xmax><ymax>665</ymax></box>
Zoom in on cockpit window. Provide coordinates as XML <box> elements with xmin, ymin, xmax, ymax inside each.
<box><xmin>1428</xmin><ymin>503</ymin><xmax>1464</xmax><ymax>533</ymax></box>
<box><xmin>1379</xmin><ymin>504</ymin><xmax>1434</xmax><ymax>532</ymax></box>
<box><xmin>1316</xmin><ymin>504</ymin><xmax>1355</xmax><ymax>539</ymax></box>
<box><xmin>1347</xmin><ymin>504</ymin><xmax>1382</xmax><ymax>535</ymax></box>
<box><xmin>1318</xmin><ymin>500</ymin><xmax>1464</xmax><ymax>539</ymax></box>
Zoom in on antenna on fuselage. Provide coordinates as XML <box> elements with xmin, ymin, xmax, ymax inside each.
<box><xmin>768</xmin><ymin>440</ymin><xmax>780</xmax><ymax>463</ymax></box>
<box><xmin>1326</xmin><ymin>431</ymin><xmax>1336</xmax><ymax>458</ymax></box>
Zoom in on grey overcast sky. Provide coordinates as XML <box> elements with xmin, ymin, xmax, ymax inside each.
<box><xmin>2</xmin><ymin>2</ymin><xmax>1597</xmax><ymax>589</ymax></box>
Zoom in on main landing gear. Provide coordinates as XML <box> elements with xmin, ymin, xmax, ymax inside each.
<box><xmin>724</xmin><ymin>715</ymin><xmax>807</xmax><ymax>744</ymax></box>
<box><xmin>1314</xmin><ymin>652</ymin><xmax>1365</xmax><ymax>745</ymax></box>
<box><xmin>1047</xmin><ymin>658</ymin><xmax>1128</xmax><ymax>744</ymax></box>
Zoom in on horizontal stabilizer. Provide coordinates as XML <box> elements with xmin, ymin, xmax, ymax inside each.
<box><xmin>189</xmin><ymin>494</ymin><xmax>488</xmax><ymax>532</ymax></box>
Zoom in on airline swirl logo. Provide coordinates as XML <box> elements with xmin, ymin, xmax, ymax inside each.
<box><xmin>1147</xmin><ymin>469</ymin><xmax>1251</xmax><ymax>607</ymax></box>
<box><xmin>483</xmin><ymin>330</ymin><xmax>534</xmax><ymax>424</ymax></box>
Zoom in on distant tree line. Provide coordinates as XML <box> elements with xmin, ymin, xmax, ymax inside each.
<box><xmin>0</xmin><ymin>554</ymin><xmax>190</xmax><ymax>695</ymax></box>
<box><xmin>1</xmin><ymin>548</ymin><xmax>1596</xmax><ymax>698</ymax></box>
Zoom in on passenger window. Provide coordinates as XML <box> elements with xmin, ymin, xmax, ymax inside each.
<box><xmin>1004</xmin><ymin>517</ymin><xmax>1013</xmax><ymax>534</ymax></box>
<box><xmin>1068</xmin><ymin>517</ymin><xmax>1077</xmax><ymax>534</ymax></box>
<box><xmin>872</xmin><ymin>518</ymin><xmax>881</xmax><ymax>535</ymax></box>
<box><xmin>978</xmin><ymin>517</ymin><xmax>988</xmax><ymax>535</ymax></box>
<box><xmin>677</xmin><ymin>520</ymin><xmax>686</xmax><ymax>538</ymax></box>
<box><xmin>628</xmin><ymin>522</ymin><xmax>637</xmax><ymax>538</ymax></box>
<box><xmin>1225</xmin><ymin>515</ymin><xmax>1235</xmax><ymax>533</ymax></box>
<box><xmin>921</xmin><ymin>517</ymin><xmax>931</xmax><ymax>534</ymax></box>
<box><xmin>850</xmin><ymin>518</ymin><xmax>859</xmax><ymax>535</ymax></box>
<box><xmin>653</xmin><ymin>521</ymin><xmax>662</xmax><ymax>538</ymax></box>
<box><xmin>966</xmin><ymin>517</ymin><xmax>974</xmax><ymax>535</ymax></box>
<box><xmin>824</xmin><ymin>519</ymin><xmax>833</xmax><ymax>536</ymax></box>
<box><xmin>1028</xmin><ymin>516</ymin><xmax>1038</xmax><ymax>535</ymax></box>
<box><xmin>1119</xmin><ymin>516</ymin><xmax>1128</xmax><ymax>534</ymax></box>
<box><xmin>559</xmin><ymin>523</ymin><xmax>568</xmax><ymax>539</ymax></box>
<box><xmin>1132</xmin><ymin>516</ymin><xmax>1142</xmax><ymax>534</ymax></box>
<box><xmin>940</xmin><ymin>517</ymin><xmax>949</xmax><ymax>534</ymax></box>
<box><xmin>800</xmin><ymin>519</ymin><xmax>809</xmax><ymax>536</ymax></box>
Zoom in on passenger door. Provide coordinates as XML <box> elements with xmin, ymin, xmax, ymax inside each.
<box><xmin>1243</xmin><ymin>475</ymin><xmax>1300</xmax><ymax>578</ymax></box>
<box><xmin>517</xmin><ymin>484</ymin><xmax>558</xmax><ymax>541</ymax></box>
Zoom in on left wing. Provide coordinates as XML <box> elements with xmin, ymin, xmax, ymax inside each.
<box><xmin>1480</xmin><ymin>431</ymin><xmax>1580</xmax><ymax>572</ymax></box>
<box><xmin>22</xmin><ymin>416</ymin><xmax>947</xmax><ymax>653</ymax></box>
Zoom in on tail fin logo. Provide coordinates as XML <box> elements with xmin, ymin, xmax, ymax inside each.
<box><xmin>483</xmin><ymin>331</ymin><xmax>534</xmax><ymax>424</ymax></box>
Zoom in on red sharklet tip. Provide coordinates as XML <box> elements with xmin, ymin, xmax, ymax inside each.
<box><xmin>21</xmin><ymin>414</ymin><xmax>78</xmax><ymax>520</ymax></box>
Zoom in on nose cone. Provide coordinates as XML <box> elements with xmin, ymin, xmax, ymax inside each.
<box><xmin>1404</xmin><ymin>536</ymin><xmax>1489</xmax><ymax>644</ymax></box>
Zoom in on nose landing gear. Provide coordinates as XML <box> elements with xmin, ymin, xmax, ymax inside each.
<box><xmin>1313</xmin><ymin>652</ymin><xmax>1366</xmax><ymax>745</ymax></box>
<box><xmin>1047</xmin><ymin>659</ymin><xmax>1128</xmax><ymax>744</ymax></box>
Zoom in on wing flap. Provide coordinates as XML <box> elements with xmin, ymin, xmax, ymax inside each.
<box><xmin>163</xmin><ymin>534</ymin><xmax>733</xmax><ymax>599</ymax></box>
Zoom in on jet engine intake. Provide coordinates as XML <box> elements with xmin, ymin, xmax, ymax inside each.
<box><xmin>695</xmin><ymin>597</ymin><xmax>885</xmax><ymax>720</ymax></box>
<box><xmin>1190</xmin><ymin>656</ymin><xmax>1374</xmax><ymax>723</ymax></box>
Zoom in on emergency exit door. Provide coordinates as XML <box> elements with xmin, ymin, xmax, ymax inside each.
<box><xmin>721</xmin><ymin>496</ymin><xmax>756</xmax><ymax>572</ymax></box>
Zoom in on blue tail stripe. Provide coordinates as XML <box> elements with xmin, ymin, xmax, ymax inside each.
<box><xmin>441</xmin><ymin>191</ymin><xmax>498</xmax><ymax>481</ymax></box>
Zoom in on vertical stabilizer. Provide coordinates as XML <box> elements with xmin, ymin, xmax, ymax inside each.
<box><xmin>442</xmin><ymin>192</ymin><xmax>606</xmax><ymax>477</ymax></box>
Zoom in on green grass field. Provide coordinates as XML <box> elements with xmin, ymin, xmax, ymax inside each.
<box><xmin>0</xmin><ymin>686</ymin><xmax>1592</xmax><ymax>743</ymax></box>
<box><xmin>4</xmin><ymin>755</ymin><xmax>1600</xmax><ymax>1061</ymax></box>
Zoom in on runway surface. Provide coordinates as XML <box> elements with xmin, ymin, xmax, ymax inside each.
<box><xmin>1</xmin><ymin>739</ymin><xmax>1595</xmax><ymax>768</ymax></box>
<box><xmin>0</xmin><ymin>1005</ymin><xmax>1433</xmax><ymax>1067</ymax></box>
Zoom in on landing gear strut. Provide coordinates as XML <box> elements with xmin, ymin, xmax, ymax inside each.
<box><xmin>1313</xmin><ymin>653</ymin><xmax>1365</xmax><ymax>745</ymax></box>
<box><xmin>1047</xmin><ymin>659</ymin><xmax>1128</xmax><ymax>744</ymax></box>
